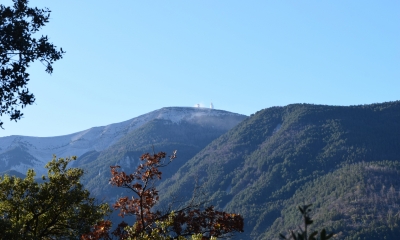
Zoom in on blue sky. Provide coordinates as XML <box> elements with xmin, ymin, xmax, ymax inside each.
<box><xmin>1</xmin><ymin>0</ymin><xmax>399</xmax><ymax>137</ymax></box>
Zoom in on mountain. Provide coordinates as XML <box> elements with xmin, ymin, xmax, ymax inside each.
<box><xmin>0</xmin><ymin>107</ymin><xmax>247</xmax><ymax>178</ymax></box>
<box><xmin>75</xmin><ymin>107</ymin><xmax>247</xmax><ymax>201</ymax></box>
<box><xmin>3</xmin><ymin>102</ymin><xmax>400</xmax><ymax>239</ymax></box>
<box><xmin>156</xmin><ymin>101</ymin><xmax>400</xmax><ymax>239</ymax></box>
<box><xmin>263</xmin><ymin>160</ymin><xmax>400</xmax><ymax>239</ymax></box>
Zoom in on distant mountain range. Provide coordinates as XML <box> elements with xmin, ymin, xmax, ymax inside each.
<box><xmin>2</xmin><ymin>102</ymin><xmax>400</xmax><ymax>239</ymax></box>
<box><xmin>0</xmin><ymin>107</ymin><xmax>247</xmax><ymax>178</ymax></box>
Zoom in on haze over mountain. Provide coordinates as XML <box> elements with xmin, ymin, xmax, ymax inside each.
<box><xmin>0</xmin><ymin>107</ymin><xmax>247</xmax><ymax>177</ymax></box>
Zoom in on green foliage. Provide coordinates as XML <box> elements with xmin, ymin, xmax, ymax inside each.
<box><xmin>0</xmin><ymin>155</ymin><xmax>110</xmax><ymax>239</ymax></box>
<box><xmin>122</xmin><ymin>212</ymin><xmax>217</xmax><ymax>240</ymax></box>
<box><xmin>190</xmin><ymin>234</ymin><xmax>217</xmax><ymax>240</ymax></box>
<box><xmin>113</xmin><ymin>212</ymin><xmax>217</xmax><ymax>240</ymax></box>
<box><xmin>0</xmin><ymin>0</ymin><xmax>65</xmax><ymax>128</ymax></box>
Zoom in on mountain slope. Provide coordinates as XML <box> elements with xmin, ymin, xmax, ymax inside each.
<box><xmin>157</xmin><ymin>101</ymin><xmax>400</xmax><ymax>239</ymax></box>
<box><xmin>264</xmin><ymin>160</ymin><xmax>400</xmax><ymax>239</ymax></box>
<box><xmin>79</xmin><ymin>108</ymin><xmax>246</xmax><ymax>201</ymax></box>
<box><xmin>0</xmin><ymin>107</ymin><xmax>246</xmax><ymax>177</ymax></box>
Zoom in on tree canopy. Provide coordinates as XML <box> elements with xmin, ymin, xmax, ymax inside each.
<box><xmin>82</xmin><ymin>151</ymin><xmax>244</xmax><ymax>239</ymax></box>
<box><xmin>0</xmin><ymin>156</ymin><xmax>110</xmax><ymax>239</ymax></box>
<box><xmin>0</xmin><ymin>0</ymin><xmax>65</xmax><ymax>128</ymax></box>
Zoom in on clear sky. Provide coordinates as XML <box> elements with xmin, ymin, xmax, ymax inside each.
<box><xmin>1</xmin><ymin>0</ymin><xmax>399</xmax><ymax>137</ymax></box>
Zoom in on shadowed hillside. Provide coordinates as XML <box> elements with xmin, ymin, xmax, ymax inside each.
<box><xmin>157</xmin><ymin>101</ymin><xmax>400</xmax><ymax>239</ymax></box>
<box><xmin>264</xmin><ymin>161</ymin><xmax>400</xmax><ymax>239</ymax></box>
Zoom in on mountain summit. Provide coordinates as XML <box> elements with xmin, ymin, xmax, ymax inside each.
<box><xmin>0</xmin><ymin>107</ymin><xmax>246</xmax><ymax>176</ymax></box>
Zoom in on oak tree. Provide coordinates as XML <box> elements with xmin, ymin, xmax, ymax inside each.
<box><xmin>0</xmin><ymin>0</ymin><xmax>65</xmax><ymax>128</ymax></box>
<box><xmin>0</xmin><ymin>156</ymin><xmax>110</xmax><ymax>239</ymax></box>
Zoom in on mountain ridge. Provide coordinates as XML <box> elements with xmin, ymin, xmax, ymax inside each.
<box><xmin>0</xmin><ymin>107</ymin><xmax>246</xmax><ymax>176</ymax></box>
<box><xmin>3</xmin><ymin>102</ymin><xmax>400</xmax><ymax>239</ymax></box>
<box><xmin>156</xmin><ymin>101</ymin><xmax>400</xmax><ymax>239</ymax></box>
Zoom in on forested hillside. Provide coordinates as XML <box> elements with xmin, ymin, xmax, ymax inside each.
<box><xmin>157</xmin><ymin>101</ymin><xmax>400</xmax><ymax>239</ymax></box>
<box><xmin>75</xmin><ymin>108</ymin><xmax>247</xmax><ymax>202</ymax></box>
<box><xmin>2</xmin><ymin>102</ymin><xmax>400</xmax><ymax>239</ymax></box>
<box><xmin>265</xmin><ymin>161</ymin><xmax>400</xmax><ymax>239</ymax></box>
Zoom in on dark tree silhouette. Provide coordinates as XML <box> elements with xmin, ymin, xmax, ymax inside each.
<box><xmin>0</xmin><ymin>0</ymin><xmax>65</xmax><ymax>128</ymax></box>
<box><xmin>280</xmin><ymin>204</ymin><xmax>334</xmax><ymax>240</ymax></box>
